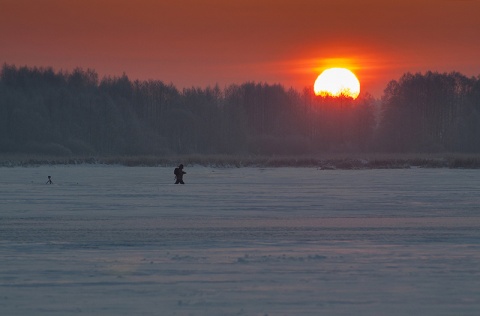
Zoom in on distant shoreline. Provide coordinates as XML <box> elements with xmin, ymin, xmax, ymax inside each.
<box><xmin>1</xmin><ymin>153</ymin><xmax>480</xmax><ymax>169</ymax></box>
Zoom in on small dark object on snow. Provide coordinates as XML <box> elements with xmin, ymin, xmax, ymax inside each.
<box><xmin>174</xmin><ymin>164</ymin><xmax>186</xmax><ymax>184</ymax></box>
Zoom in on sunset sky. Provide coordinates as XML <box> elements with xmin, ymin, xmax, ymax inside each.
<box><xmin>1</xmin><ymin>0</ymin><xmax>479</xmax><ymax>98</ymax></box>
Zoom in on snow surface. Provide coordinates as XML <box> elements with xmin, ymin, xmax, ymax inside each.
<box><xmin>1</xmin><ymin>166</ymin><xmax>479</xmax><ymax>315</ymax></box>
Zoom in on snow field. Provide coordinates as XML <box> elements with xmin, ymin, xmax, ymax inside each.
<box><xmin>1</xmin><ymin>166</ymin><xmax>479</xmax><ymax>315</ymax></box>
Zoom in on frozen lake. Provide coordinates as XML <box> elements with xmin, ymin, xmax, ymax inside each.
<box><xmin>1</xmin><ymin>166</ymin><xmax>479</xmax><ymax>315</ymax></box>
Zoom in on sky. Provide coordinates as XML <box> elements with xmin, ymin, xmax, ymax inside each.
<box><xmin>1</xmin><ymin>0</ymin><xmax>479</xmax><ymax>98</ymax></box>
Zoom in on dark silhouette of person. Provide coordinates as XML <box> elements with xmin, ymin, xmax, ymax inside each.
<box><xmin>46</xmin><ymin>176</ymin><xmax>52</xmax><ymax>184</ymax></box>
<box><xmin>174</xmin><ymin>164</ymin><xmax>186</xmax><ymax>184</ymax></box>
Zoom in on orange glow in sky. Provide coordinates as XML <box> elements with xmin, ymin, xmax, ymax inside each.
<box><xmin>1</xmin><ymin>0</ymin><xmax>480</xmax><ymax>98</ymax></box>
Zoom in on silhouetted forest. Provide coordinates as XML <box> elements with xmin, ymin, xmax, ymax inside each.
<box><xmin>1</xmin><ymin>64</ymin><xmax>479</xmax><ymax>157</ymax></box>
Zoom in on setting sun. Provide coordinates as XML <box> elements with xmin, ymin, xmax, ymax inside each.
<box><xmin>314</xmin><ymin>68</ymin><xmax>360</xmax><ymax>99</ymax></box>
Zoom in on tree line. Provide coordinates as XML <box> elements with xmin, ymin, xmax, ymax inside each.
<box><xmin>0</xmin><ymin>64</ymin><xmax>479</xmax><ymax>156</ymax></box>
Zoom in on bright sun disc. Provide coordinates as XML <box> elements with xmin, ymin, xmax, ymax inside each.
<box><xmin>314</xmin><ymin>68</ymin><xmax>360</xmax><ymax>99</ymax></box>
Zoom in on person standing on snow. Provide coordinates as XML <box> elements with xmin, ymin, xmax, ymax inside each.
<box><xmin>174</xmin><ymin>164</ymin><xmax>186</xmax><ymax>184</ymax></box>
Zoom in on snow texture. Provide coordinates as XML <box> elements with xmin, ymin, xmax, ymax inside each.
<box><xmin>1</xmin><ymin>166</ymin><xmax>479</xmax><ymax>315</ymax></box>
